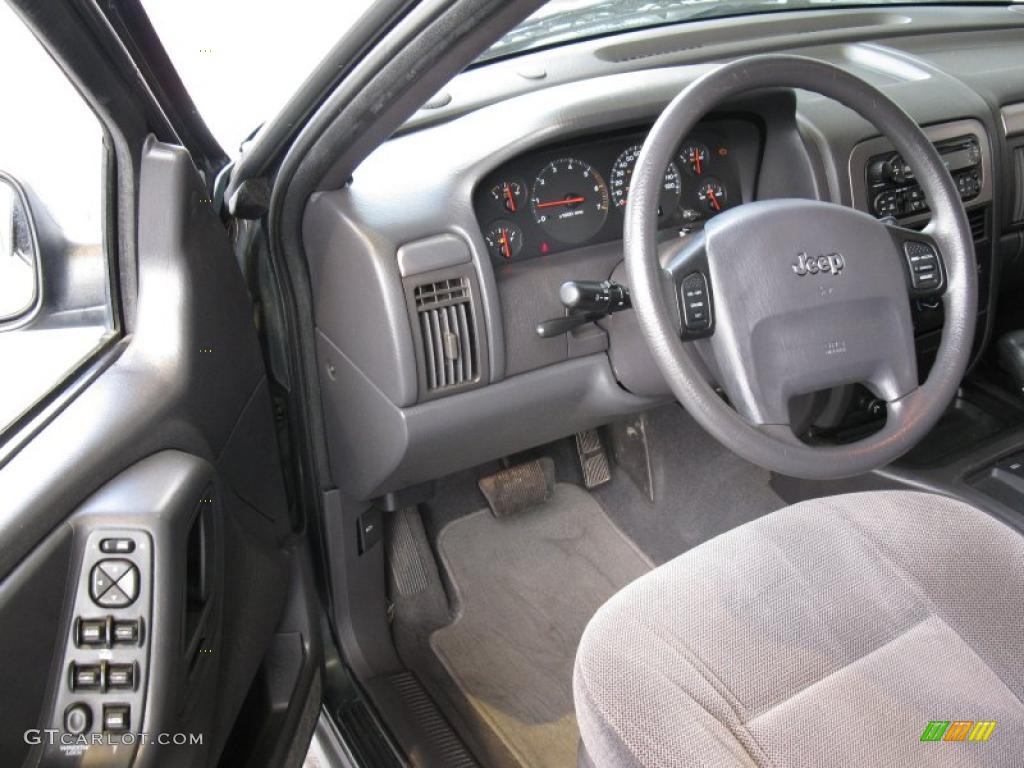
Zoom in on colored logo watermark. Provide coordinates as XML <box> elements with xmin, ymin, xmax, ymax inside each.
<box><xmin>921</xmin><ymin>721</ymin><xmax>996</xmax><ymax>742</ymax></box>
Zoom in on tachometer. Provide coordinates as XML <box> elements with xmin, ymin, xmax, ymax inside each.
<box><xmin>530</xmin><ymin>158</ymin><xmax>609</xmax><ymax>244</ymax></box>
<box><xmin>610</xmin><ymin>144</ymin><xmax>682</xmax><ymax>220</ymax></box>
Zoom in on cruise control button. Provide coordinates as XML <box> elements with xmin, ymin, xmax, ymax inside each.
<box><xmin>680</xmin><ymin>273</ymin><xmax>712</xmax><ymax>332</ymax></box>
<box><xmin>903</xmin><ymin>241</ymin><xmax>941</xmax><ymax>292</ymax></box>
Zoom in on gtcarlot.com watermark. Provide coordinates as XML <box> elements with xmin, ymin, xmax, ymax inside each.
<box><xmin>25</xmin><ymin>730</ymin><xmax>203</xmax><ymax>747</ymax></box>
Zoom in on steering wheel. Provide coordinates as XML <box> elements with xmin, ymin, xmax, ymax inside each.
<box><xmin>625</xmin><ymin>55</ymin><xmax>976</xmax><ymax>480</ymax></box>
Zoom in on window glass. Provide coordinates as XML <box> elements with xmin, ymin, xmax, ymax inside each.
<box><xmin>0</xmin><ymin>2</ymin><xmax>115</xmax><ymax>434</ymax></box>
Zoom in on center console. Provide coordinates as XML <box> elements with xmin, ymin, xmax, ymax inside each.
<box><xmin>849</xmin><ymin>119</ymin><xmax>995</xmax><ymax>375</ymax></box>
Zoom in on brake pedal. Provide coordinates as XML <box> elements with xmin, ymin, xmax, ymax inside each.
<box><xmin>478</xmin><ymin>457</ymin><xmax>555</xmax><ymax>518</ymax></box>
<box><xmin>575</xmin><ymin>429</ymin><xmax>611</xmax><ymax>489</ymax></box>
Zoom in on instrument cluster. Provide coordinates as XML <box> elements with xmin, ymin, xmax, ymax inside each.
<box><xmin>474</xmin><ymin>119</ymin><xmax>758</xmax><ymax>265</ymax></box>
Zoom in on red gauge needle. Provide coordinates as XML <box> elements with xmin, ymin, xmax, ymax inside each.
<box><xmin>707</xmin><ymin>189</ymin><xmax>721</xmax><ymax>211</ymax></box>
<box><xmin>503</xmin><ymin>184</ymin><xmax>517</xmax><ymax>212</ymax></box>
<box><xmin>535</xmin><ymin>195</ymin><xmax>586</xmax><ymax>209</ymax></box>
<box><xmin>500</xmin><ymin>229</ymin><xmax>511</xmax><ymax>260</ymax></box>
<box><xmin>694</xmin><ymin>152</ymin><xmax>702</xmax><ymax>175</ymax></box>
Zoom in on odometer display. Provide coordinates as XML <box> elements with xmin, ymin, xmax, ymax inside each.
<box><xmin>530</xmin><ymin>158</ymin><xmax>609</xmax><ymax>244</ymax></box>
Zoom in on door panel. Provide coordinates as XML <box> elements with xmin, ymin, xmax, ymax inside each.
<box><xmin>0</xmin><ymin>139</ymin><xmax>299</xmax><ymax>766</ymax></box>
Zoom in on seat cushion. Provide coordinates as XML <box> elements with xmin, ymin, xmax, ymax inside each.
<box><xmin>573</xmin><ymin>491</ymin><xmax>1024</xmax><ymax>767</ymax></box>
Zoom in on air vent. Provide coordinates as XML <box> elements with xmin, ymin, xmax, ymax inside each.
<box><xmin>968</xmin><ymin>207</ymin><xmax>988</xmax><ymax>242</ymax></box>
<box><xmin>1013</xmin><ymin>146</ymin><xmax>1024</xmax><ymax>224</ymax></box>
<box><xmin>414</xmin><ymin>277</ymin><xmax>478</xmax><ymax>392</ymax></box>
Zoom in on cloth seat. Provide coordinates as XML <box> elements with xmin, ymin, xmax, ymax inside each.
<box><xmin>573</xmin><ymin>491</ymin><xmax>1024</xmax><ymax>767</ymax></box>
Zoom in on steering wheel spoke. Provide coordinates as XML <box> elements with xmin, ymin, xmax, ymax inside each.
<box><xmin>662</xmin><ymin>233</ymin><xmax>715</xmax><ymax>340</ymax></box>
<box><xmin>885</xmin><ymin>223</ymin><xmax>947</xmax><ymax>299</ymax></box>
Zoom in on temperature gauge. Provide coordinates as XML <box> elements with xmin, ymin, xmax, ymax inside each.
<box><xmin>485</xmin><ymin>221</ymin><xmax>524</xmax><ymax>262</ymax></box>
<box><xmin>697</xmin><ymin>178</ymin><xmax>727</xmax><ymax>213</ymax></box>
<box><xmin>680</xmin><ymin>143</ymin><xmax>710</xmax><ymax>176</ymax></box>
<box><xmin>490</xmin><ymin>180</ymin><xmax>527</xmax><ymax>213</ymax></box>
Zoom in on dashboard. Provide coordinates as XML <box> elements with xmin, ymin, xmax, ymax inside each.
<box><xmin>472</xmin><ymin>119</ymin><xmax>761</xmax><ymax>264</ymax></box>
<box><xmin>301</xmin><ymin>5</ymin><xmax>1024</xmax><ymax>501</ymax></box>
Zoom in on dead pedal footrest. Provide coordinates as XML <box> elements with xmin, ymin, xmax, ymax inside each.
<box><xmin>478</xmin><ymin>457</ymin><xmax>555</xmax><ymax>517</ymax></box>
<box><xmin>576</xmin><ymin>429</ymin><xmax>611</xmax><ymax>489</ymax></box>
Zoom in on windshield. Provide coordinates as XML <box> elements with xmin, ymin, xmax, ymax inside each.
<box><xmin>479</xmin><ymin>0</ymin><xmax>1016</xmax><ymax>63</ymax></box>
<box><xmin>142</xmin><ymin>0</ymin><xmax>375</xmax><ymax>154</ymax></box>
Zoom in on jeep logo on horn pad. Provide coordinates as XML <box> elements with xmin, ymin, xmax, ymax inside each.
<box><xmin>793</xmin><ymin>252</ymin><xmax>845</xmax><ymax>276</ymax></box>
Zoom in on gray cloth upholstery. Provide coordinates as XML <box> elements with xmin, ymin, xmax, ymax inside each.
<box><xmin>574</xmin><ymin>491</ymin><xmax>1024</xmax><ymax>767</ymax></box>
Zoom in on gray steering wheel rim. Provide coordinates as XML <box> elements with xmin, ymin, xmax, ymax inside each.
<box><xmin>625</xmin><ymin>54</ymin><xmax>977</xmax><ymax>480</ymax></box>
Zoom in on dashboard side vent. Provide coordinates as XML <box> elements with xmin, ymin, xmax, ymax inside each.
<box><xmin>968</xmin><ymin>207</ymin><xmax>988</xmax><ymax>242</ymax></box>
<box><xmin>413</xmin><ymin>277</ymin><xmax>478</xmax><ymax>392</ymax></box>
<box><xmin>1013</xmin><ymin>146</ymin><xmax>1024</xmax><ymax>225</ymax></box>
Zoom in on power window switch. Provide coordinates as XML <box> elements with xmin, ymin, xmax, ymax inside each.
<box><xmin>102</xmin><ymin>704</ymin><xmax>130</xmax><ymax>733</ymax></box>
<box><xmin>113</xmin><ymin>619</ymin><xmax>141</xmax><ymax>645</ymax></box>
<box><xmin>107</xmin><ymin>663</ymin><xmax>135</xmax><ymax>690</ymax></box>
<box><xmin>71</xmin><ymin>663</ymin><xmax>102</xmax><ymax>691</ymax></box>
<box><xmin>77</xmin><ymin>618</ymin><xmax>108</xmax><ymax>647</ymax></box>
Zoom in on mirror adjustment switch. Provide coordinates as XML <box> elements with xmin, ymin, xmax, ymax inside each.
<box><xmin>71</xmin><ymin>663</ymin><xmax>102</xmax><ymax>691</ymax></box>
<box><xmin>77</xmin><ymin>618</ymin><xmax>108</xmax><ymax>647</ymax></box>
<box><xmin>91</xmin><ymin>559</ymin><xmax>140</xmax><ymax>607</ymax></box>
<box><xmin>108</xmin><ymin>663</ymin><xmax>135</xmax><ymax>690</ymax></box>
<box><xmin>102</xmin><ymin>704</ymin><xmax>130</xmax><ymax>733</ymax></box>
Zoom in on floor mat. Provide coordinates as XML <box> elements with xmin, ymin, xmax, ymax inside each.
<box><xmin>593</xmin><ymin>403</ymin><xmax>786</xmax><ymax>564</ymax></box>
<box><xmin>431</xmin><ymin>484</ymin><xmax>652</xmax><ymax>768</ymax></box>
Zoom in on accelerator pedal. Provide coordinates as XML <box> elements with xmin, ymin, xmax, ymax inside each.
<box><xmin>575</xmin><ymin>428</ymin><xmax>611</xmax><ymax>489</ymax></box>
<box><xmin>478</xmin><ymin>457</ymin><xmax>555</xmax><ymax>518</ymax></box>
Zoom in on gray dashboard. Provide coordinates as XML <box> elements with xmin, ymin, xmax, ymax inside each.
<box><xmin>302</xmin><ymin>7</ymin><xmax>1024</xmax><ymax>501</ymax></box>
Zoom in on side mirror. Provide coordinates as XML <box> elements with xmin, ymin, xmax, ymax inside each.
<box><xmin>0</xmin><ymin>172</ymin><xmax>40</xmax><ymax>324</ymax></box>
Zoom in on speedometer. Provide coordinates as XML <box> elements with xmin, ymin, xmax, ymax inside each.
<box><xmin>610</xmin><ymin>144</ymin><xmax>682</xmax><ymax>220</ymax></box>
<box><xmin>530</xmin><ymin>158</ymin><xmax>609</xmax><ymax>244</ymax></box>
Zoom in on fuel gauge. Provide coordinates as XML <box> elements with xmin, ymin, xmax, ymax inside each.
<box><xmin>485</xmin><ymin>221</ymin><xmax>524</xmax><ymax>262</ymax></box>
<box><xmin>490</xmin><ymin>180</ymin><xmax>527</xmax><ymax>213</ymax></box>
